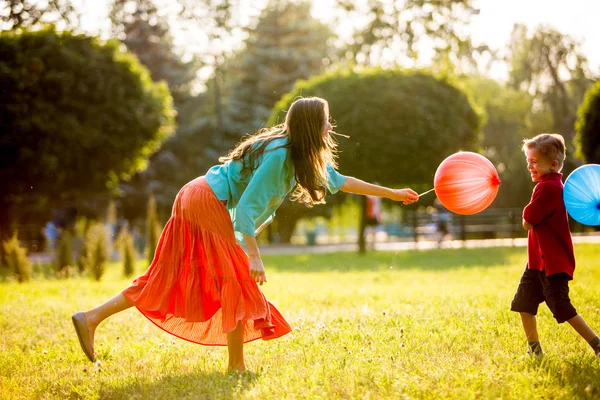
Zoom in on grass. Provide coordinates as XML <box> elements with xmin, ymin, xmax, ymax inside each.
<box><xmin>1</xmin><ymin>244</ymin><xmax>600</xmax><ymax>399</ymax></box>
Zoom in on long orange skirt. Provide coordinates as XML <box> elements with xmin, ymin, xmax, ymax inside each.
<box><xmin>122</xmin><ymin>177</ymin><xmax>292</xmax><ymax>346</ymax></box>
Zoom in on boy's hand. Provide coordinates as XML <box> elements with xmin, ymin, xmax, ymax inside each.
<box><xmin>390</xmin><ymin>189</ymin><xmax>419</xmax><ymax>205</ymax></box>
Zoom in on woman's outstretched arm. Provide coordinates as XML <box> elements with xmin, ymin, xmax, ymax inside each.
<box><xmin>340</xmin><ymin>177</ymin><xmax>419</xmax><ymax>205</ymax></box>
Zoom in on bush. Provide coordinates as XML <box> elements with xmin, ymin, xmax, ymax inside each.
<box><xmin>146</xmin><ymin>194</ymin><xmax>161</xmax><ymax>264</ymax></box>
<box><xmin>0</xmin><ymin>28</ymin><xmax>175</xmax><ymax>240</ymax></box>
<box><xmin>576</xmin><ymin>80</ymin><xmax>600</xmax><ymax>163</ymax></box>
<box><xmin>56</xmin><ymin>230</ymin><xmax>74</xmax><ymax>277</ymax></box>
<box><xmin>80</xmin><ymin>224</ymin><xmax>108</xmax><ymax>281</ymax></box>
<box><xmin>117</xmin><ymin>226</ymin><xmax>136</xmax><ymax>277</ymax></box>
<box><xmin>2</xmin><ymin>232</ymin><xmax>32</xmax><ymax>282</ymax></box>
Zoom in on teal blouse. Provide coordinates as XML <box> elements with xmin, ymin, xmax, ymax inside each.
<box><xmin>204</xmin><ymin>137</ymin><xmax>347</xmax><ymax>243</ymax></box>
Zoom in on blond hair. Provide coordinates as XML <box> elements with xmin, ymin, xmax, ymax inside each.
<box><xmin>522</xmin><ymin>133</ymin><xmax>566</xmax><ymax>171</ymax></box>
<box><xmin>220</xmin><ymin>97</ymin><xmax>339</xmax><ymax>207</ymax></box>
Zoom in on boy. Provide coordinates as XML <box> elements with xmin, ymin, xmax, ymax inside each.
<box><xmin>510</xmin><ymin>133</ymin><xmax>600</xmax><ymax>357</ymax></box>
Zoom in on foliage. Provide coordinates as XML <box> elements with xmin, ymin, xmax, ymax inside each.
<box><xmin>110</xmin><ymin>0</ymin><xmax>208</xmax><ymax>219</ymax></box>
<box><xmin>0</xmin><ymin>0</ymin><xmax>79</xmax><ymax>31</ymax></box>
<box><xmin>0</xmin><ymin>28</ymin><xmax>175</xmax><ymax>241</ymax></box>
<box><xmin>575</xmin><ymin>80</ymin><xmax>600</xmax><ymax>164</ymax></box>
<box><xmin>224</xmin><ymin>0</ymin><xmax>333</xmax><ymax>137</ymax></box>
<box><xmin>80</xmin><ymin>224</ymin><xmax>108</xmax><ymax>281</ymax></box>
<box><xmin>455</xmin><ymin>75</ymin><xmax>553</xmax><ymax>208</ymax></box>
<box><xmin>1</xmin><ymin>232</ymin><xmax>31</xmax><ymax>282</ymax></box>
<box><xmin>117</xmin><ymin>226</ymin><xmax>136</xmax><ymax>277</ymax></box>
<box><xmin>271</xmin><ymin>68</ymin><xmax>480</xmax><ymax>248</ymax></box>
<box><xmin>273</xmin><ymin>68</ymin><xmax>480</xmax><ymax>187</ymax></box>
<box><xmin>146</xmin><ymin>194</ymin><xmax>160</xmax><ymax>264</ymax></box>
<box><xmin>333</xmin><ymin>0</ymin><xmax>488</xmax><ymax>73</ymax></box>
<box><xmin>55</xmin><ymin>230</ymin><xmax>74</xmax><ymax>277</ymax></box>
<box><xmin>507</xmin><ymin>24</ymin><xmax>593</xmax><ymax>150</ymax></box>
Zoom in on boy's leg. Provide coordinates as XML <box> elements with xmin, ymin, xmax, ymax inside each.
<box><xmin>519</xmin><ymin>312</ymin><xmax>543</xmax><ymax>355</ymax></box>
<box><xmin>511</xmin><ymin>268</ymin><xmax>545</xmax><ymax>355</ymax></box>
<box><xmin>519</xmin><ymin>312</ymin><xmax>540</xmax><ymax>342</ymax></box>
<box><xmin>567</xmin><ymin>315</ymin><xmax>597</xmax><ymax>342</ymax></box>
<box><xmin>227</xmin><ymin>321</ymin><xmax>246</xmax><ymax>372</ymax></box>
<box><xmin>543</xmin><ymin>273</ymin><xmax>600</xmax><ymax>354</ymax></box>
<box><xmin>567</xmin><ymin>315</ymin><xmax>600</xmax><ymax>354</ymax></box>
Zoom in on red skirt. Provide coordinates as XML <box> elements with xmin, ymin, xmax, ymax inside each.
<box><xmin>122</xmin><ymin>177</ymin><xmax>291</xmax><ymax>346</ymax></box>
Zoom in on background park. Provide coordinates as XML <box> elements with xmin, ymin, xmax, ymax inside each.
<box><xmin>1</xmin><ymin>0</ymin><xmax>600</xmax><ymax>399</ymax></box>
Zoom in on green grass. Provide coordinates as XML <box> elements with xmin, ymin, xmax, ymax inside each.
<box><xmin>1</xmin><ymin>244</ymin><xmax>600</xmax><ymax>399</ymax></box>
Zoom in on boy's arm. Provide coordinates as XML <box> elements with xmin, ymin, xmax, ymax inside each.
<box><xmin>522</xmin><ymin>182</ymin><xmax>555</xmax><ymax>228</ymax></box>
<box><xmin>522</xmin><ymin>218</ymin><xmax>534</xmax><ymax>230</ymax></box>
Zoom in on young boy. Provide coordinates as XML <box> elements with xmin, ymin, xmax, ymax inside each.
<box><xmin>510</xmin><ymin>133</ymin><xmax>600</xmax><ymax>357</ymax></box>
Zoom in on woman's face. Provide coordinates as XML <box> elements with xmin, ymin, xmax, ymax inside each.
<box><xmin>322</xmin><ymin>115</ymin><xmax>332</xmax><ymax>139</ymax></box>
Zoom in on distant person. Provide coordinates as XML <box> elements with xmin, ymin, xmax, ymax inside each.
<box><xmin>71</xmin><ymin>97</ymin><xmax>419</xmax><ymax>372</ymax></box>
<box><xmin>511</xmin><ymin>133</ymin><xmax>600</xmax><ymax>358</ymax></box>
<box><xmin>364</xmin><ymin>182</ymin><xmax>383</xmax><ymax>249</ymax></box>
<box><xmin>44</xmin><ymin>221</ymin><xmax>58</xmax><ymax>251</ymax></box>
<box><xmin>433</xmin><ymin>198</ymin><xmax>451</xmax><ymax>246</ymax></box>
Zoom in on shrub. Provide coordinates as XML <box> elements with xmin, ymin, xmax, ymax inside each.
<box><xmin>2</xmin><ymin>232</ymin><xmax>32</xmax><ymax>282</ymax></box>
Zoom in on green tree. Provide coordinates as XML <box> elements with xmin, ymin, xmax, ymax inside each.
<box><xmin>224</xmin><ymin>0</ymin><xmax>332</xmax><ymax>137</ymax></box>
<box><xmin>111</xmin><ymin>0</ymin><xmax>206</xmax><ymax>219</ymax></box>
<box><xmin>145</xmin><ymin>194</ymin><xmax>160</xmax><ymax>264</ymax></box>
<box><xmin>575</xmin><ymin>80</ymin><xmax>600</xmax><ymax>164</ymax></box>
<box><xmin>0</xmin><ymin>0</ymin><xmax>79</xmax><ymax>31</ymax></box>
<box><xmin>271</xmin><ymin>68</ymin><xmax>481</xmax><ymax>251</ymax></box>
<box><xmin>456</xmin><ymin>75</ymin><xmax>553</xmax><ymax>208</ymax></box>
<box><xmin>334</xmin><ymin>0</ymin><xmax>487</xmax><ymax>72</ymax></box>
<box><xmin>507</xmin><ymin>24</ymin><xmax>594</xmax><ymax>169</ymax></box>
<box><xmin>179</xmin><ymin>0</ymin><xmax>335</xmax><ymax>191</ymax></box>
<box><xmin>2</xmin><ymin>232</ymin><xmax>31</xmax><ymax>282</ymax></box>
<box><xmin>0</xmin><ymin>28</ymin><xmax>175</xmax><ymax>243</ymax></box>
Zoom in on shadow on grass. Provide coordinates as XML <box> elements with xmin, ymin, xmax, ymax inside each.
<box><xmin>264</xmin><ymin>246</ymin><xmax>523</xmax><ymax>273</ymax></box>
<box><xmin>98</xmin><ymin>370</ymin><xmax>260</xmax><ymax>400</ymax></box>
<box><xmin>540</xmin><ymin>356</ymin><xmax>600</xmax><ymax>398</ymax></box>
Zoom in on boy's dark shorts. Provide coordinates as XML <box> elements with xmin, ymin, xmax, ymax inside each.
<box><xmin>510</xmin><ymin>268</ymin><xmax>577</xmax><ymax>323</ymax></box>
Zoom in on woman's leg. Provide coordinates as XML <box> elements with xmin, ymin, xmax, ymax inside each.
<box><xmin>227</xmin><ymin>321</ymin><xmax>246</xmax><ymax>372</ymax></box>
<box><xmin>84</xmin><ymin>292</ymin><xmax>134</xmax><ymax>343</ymax></box>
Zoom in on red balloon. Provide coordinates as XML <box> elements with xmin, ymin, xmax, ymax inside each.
<box><xmin>434</xmin><ymin>152</ymin><xmax>501</xmax><ymax>215</ymax></box>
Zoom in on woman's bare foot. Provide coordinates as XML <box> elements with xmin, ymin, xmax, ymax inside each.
<box><xmin>228</xmin><ymin>362</ymin><xmax>246</xmax><ymax>372</ymax></box>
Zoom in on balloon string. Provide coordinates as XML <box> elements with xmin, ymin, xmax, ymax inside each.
<box><xmin>418</xmin><ymin>188</ymin><xmax>435</xmax><ymax>197</ymax></box>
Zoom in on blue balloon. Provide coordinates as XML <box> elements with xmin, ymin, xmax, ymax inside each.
<box><xmin>564</xmin><ymin>164</ymin><xmax>600</xmax><ymax>226</ymax></box>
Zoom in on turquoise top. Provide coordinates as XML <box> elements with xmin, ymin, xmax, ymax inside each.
<box><xmin>204</xmin><ymin>137</ymin><xmax>347</xmax><ymax>243</ymax></box>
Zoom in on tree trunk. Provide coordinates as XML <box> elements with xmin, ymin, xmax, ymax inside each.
<box><xmin>358</xmin><ymin>197</ymin><xmax>367</xmax><ymax>254</ymax></box>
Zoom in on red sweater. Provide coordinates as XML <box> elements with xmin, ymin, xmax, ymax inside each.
<box><xmin>522</xmin><ymin>172</ymin><xmax>575</xmax><ymax>278</ymax></box>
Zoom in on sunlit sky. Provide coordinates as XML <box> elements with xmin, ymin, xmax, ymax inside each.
<box><xmin>72</xmin><ymin>0</ymin><xmax>600</xmax><ymax>82</ymax></box>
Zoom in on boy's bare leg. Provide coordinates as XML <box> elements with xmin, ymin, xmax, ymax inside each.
<box><xmin>567</xmin><ymin>315</ymin><xmax>597</xmax><ymax>342</ymax></box>
<box><xmin>519</xmin><ymin>312</ymin><xmax>539</xmax><ymax>342</ymax></box>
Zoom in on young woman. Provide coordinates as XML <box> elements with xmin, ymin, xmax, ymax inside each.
<box><xmin>72</xmin><ymin>97</ymin><xmax>419</xmax><ymax>372</ymax></box>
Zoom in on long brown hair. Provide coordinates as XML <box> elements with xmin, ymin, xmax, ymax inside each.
<box><xmin>219</xmin><ymin>97</ymin><xmax>340</xmax><ymax>207</ymax></box>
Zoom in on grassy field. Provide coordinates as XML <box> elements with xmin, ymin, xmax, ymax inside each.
<box><xmin>1</xmin><ymin>244</ymin><xmax>600</xmax><ymax>399</ymax></box>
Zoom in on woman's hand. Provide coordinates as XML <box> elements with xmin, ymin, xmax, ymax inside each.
<box><xmin>390</xmin><ymin>189</ymin><xmax>419</xmax><ymax>205</ymax></box>
<box><xmin>248</xmin><ymin>255</ymin><xmax>267</xmax><ymax>285</ymax></box>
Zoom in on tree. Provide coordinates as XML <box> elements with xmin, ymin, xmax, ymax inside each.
<box><xmin>111</xmin><ymin>0</ymin><xmax>208</xmax><ymax>220</ymax></box>
<box><xmin>507</xmin><ymin>24</ymin><xmax>594</xmax><ymax>165</ymax></box>
<box><xmin>0</xmin><ymin>28</ymin><xmax>175</xmax><ymax>243</ymax></box>
<box><xmin>333</xmin><ymin>0</ymin><xmax>488</xmax><ymax>73</ymax></box>
<box><xmin>224</xmin><ymin>0</ymin><xmax>332</xmax><ymax>137</ymax></box>
<box><xmin>456</xmin><ymin>75</ymin><xmax>554</xmax><ymax>208</ymax></box>
<box><xmin>575</xmin><ymin>80</ymin><xmax>600</xmax><ymax>164</ymax></box>
<box><xmin>271</xmin><ymin>68</ymin><xmax>481</xmax><ymax>251</ymax></box>
<box><xmin>0</xmin><ymin>0</ymin><xmax>79</xmax><ymax>31</ymax></box>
